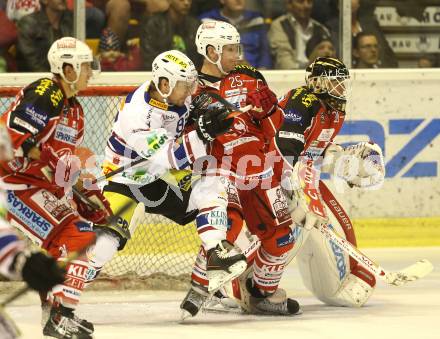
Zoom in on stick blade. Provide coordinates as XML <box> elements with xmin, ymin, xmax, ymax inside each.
<box><xmin>386</xmin><ymin>259</ymin><xmax>434</xmax><ymax>286</ymax></box>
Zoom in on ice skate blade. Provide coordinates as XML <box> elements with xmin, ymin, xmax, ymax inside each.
<box><xmin>180</xmin><ymin>309</ymin><xmax>193</xmax><ymax>322</ymax></box>
<box><xmin>208</xmin><ymin>260</ymin><xmax>247</xmax><ymax>293</ymax></box>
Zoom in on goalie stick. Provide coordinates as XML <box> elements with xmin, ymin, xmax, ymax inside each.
<box><xmin>317</xmin><ymin>181</ymin><xmax>434</xmax><ymax>286</ymax></box>
<box><xmin>318</xmin><ymin>223</ymin><xmax>434</xmax><ymax>286</ymax></box>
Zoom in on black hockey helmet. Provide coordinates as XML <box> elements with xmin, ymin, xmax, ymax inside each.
<box><xmin>305</xmin><ymin>57</ymin><xmax>350</xmax><ymax>111</ymax></box>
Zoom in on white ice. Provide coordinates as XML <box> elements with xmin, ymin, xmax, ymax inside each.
<box><xmin>4</xmin><ymin>247</ymin><xmax>440</xmax><ymax>339</ymax></box>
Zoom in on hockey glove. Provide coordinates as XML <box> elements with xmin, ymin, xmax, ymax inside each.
<box><xmin>74</xmin><ymin>188</ymin><xmax>113</xmax><ymax>225</ymax></box>
<box><xmin>246</xmin><ymin>85</ymin><xmax>278</xmax><ymax>120</ymax></box>
<box><xmin>195</xmin><ymin>107</ymin><xmax>234</xmax><ymax>142</ymax></box>
<box><xmin>13</xmin><ymin>251</ymin><xmax>66</xmax><ymax>292</ymax></box>
<box><xmin>189</xmin><ymin>93</ymin><xmax>212</xmax><ymax>123</ymax></box>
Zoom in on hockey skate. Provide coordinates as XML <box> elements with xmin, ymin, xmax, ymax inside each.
<box><xmin>43</xmin><ymin>303</ymin><xmax>94</xmax><ymax>339</ymax></box>
<box><xmin>206</xmin><ymin>240</ymin><xmax>247</xmax><ymax>293</ymax></box>
<box><xmin>180</xmin><ymin>283</ymin><xmax>209</xmax><ymax>320</ymax></box>
<box><xmin>240</xmin><ymin>278</ymin><xmax>301</xmax><ymax>316</ymax></box>
<box><xmin>204</xmin><ymin>289</ymin><xmax>240</xmax><ymax>313</ymax></box>
<box><xmin>42</xmin><ymin>302</ymin><xmax>94</xmax><ymax>334</ymax></box>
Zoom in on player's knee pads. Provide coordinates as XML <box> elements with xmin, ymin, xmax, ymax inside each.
<box><xmin>100</xmin><ymin>191</ymin><xmax>138</xmax><ymax>246</ymax></box>
<box><xmin>87</xmin><ymin>228</ymin><xmax>120</xmax><ymax>270</ymax></box>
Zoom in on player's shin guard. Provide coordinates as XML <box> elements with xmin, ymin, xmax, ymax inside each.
<box><xmin>252</xmin><ymin>248</ymin><xmax>289</xmax><ymax>294</ymax></box>
<box><xmin>85</xmin><ymin>229</ymin><xmax>120</xmax><ymax>286</ymax></box>
<box><xmin>196</xmin><ymin>207</ymin><xmax>246</xmax><ymax>293</ymax></box>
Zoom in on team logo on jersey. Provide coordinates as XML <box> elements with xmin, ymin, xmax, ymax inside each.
<box><xmin>31</xmin><ymin>190</ymin><xmax>74</xmax><ymax>224</ymax></box>
<box><xmin>6</xmin><ymin>191</ymin><xmax>53</xmax><ymax>239</ymax></box>
<box><xmin>284</xmin><ymin>110</ymin><xmax>303</xmax><ymax>123</ymax></box>
<box><xmin>267</xmin><ymin>187</ymin><xmax>290</xmax><ymax>224</ymax></box>
<box><xmin>13</xmin><ymin>117</ymin><xmax>38</xmax><ymax>135</ymax></box>
<box><xmin>54</xmin><ymin>124</ymin><xmax>78</xmax><ymax>145</ymax></box>
<box><xmin>149</xmin><ymin>98</ymin><xmax>168</xmax><ymax>110</ymax></box>
<box><xmin>317</xmin><ymin>128</ymin><xmax>335</xmax><ymax>142</ymax></box>
<box><xmin>276</xmin><ymin>229</ymin><xmax>295</xmax><ymax>247</ymax></box>
<box><xmin>162</xmin><ymin>113</ymin><xmax>176</xmax><ymax>122</ymax></box>
<box><xmin>24</xmin><ymin>105</ymin><xmax>48</xmax><ymax>128</ymax></box>
<box><xmin>226</xmin><ymin>117</ymin><xmax>247</xmax><ymax>137</ymax></box>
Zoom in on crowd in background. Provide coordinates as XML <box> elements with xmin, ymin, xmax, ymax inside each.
<box><xmin>0</xmin><ymin>0</ymin><xmax>439</xmax><ymax>72</ymax></box>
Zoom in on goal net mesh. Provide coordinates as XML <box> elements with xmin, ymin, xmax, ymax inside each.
<box><xmin>0</xmin><ymin>85</ymin><xmax>199</xmax><ymax>289</ymax></box>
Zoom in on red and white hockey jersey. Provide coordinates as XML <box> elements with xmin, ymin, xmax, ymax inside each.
<box><xmin>0</xmin><ymin>78</ymin><xmax>84</xmax><ymax>190</ymax></box>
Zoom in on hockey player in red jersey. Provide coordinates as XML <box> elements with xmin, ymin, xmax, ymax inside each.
<box><xmin>180</xmin><ymin>21</ymin><xmax>300</xmax><ymax>318</ymax></box>
<box><xmin>0</xmin><ymin>37</ymin><xmax>109</xmax><ymax>338</ymax></box>
<box><xmin>259</xmin><ymin>57</ymin><xmax>385</xmax><ymax>308</ymax></box>
<box><xmin>0</xmin><ymin>123</ymin><xmax>67</xmax><ymax>337</ymax></box>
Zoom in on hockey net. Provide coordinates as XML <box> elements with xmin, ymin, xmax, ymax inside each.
<box><xmin>0</xmin><ymin>85</ymin><xmax>199</xmax><ymax>290</ymax></box>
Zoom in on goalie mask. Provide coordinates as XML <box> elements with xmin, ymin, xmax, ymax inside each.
<box><xmin>305</xmin><ymin>57</ymin><xmax>350</xmax><ymax>112</ymax></box>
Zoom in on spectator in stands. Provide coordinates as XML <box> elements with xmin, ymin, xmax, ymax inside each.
<box><xmin>0</xmin><ymin>5</ymin><xmax>17</xmax><ymax>71</ymax></box>
<box><xmin>305</xmin><ymin>31</ymin><xmax>336</xmax><ymax>65</ymax></box>
<box><xmin>140</xmin><ymin>0</ymin><xmax>201</xmax><ymax>71</ymax></box>
<box><xmin>99</xmin><ymin>27</ymin><xmax>142</xmax><ymax>71</ymax></box>
<box><xmin>246</xmin><ymin>0</ymin><xmax>286</xmax><ymax>20</ymax></box>
<box><xmin>352</xmin><ymin>32</ymin><xmax>380</xmax><ymax>68</ymax></box>
<box><xmin>190</xmin><ymin>0</ymin><xmax>220</xmax><ymax>17</ymax></box>
<box><xmin>92</xmin><ymin>0</ymin><xmax>131</xmax><ymax>46</ymax></box>
<box><xmin>199</xmin><ymin>0</ymin><xmax>272</xmax><ymax>69</ymax></box>
<box><xmin>417</xmin><ymin>54</ymin><xmax>437</xmax><ymax>68</ymax></box>
<box><xmin>16</xmin><ymin>0</ymin><xmax>73</xmax><ymax>72</ymax></box>
<box><xmin>311</xmin><ymin>0</ymin><xmax>338</xmax><ymax>25</ymax></box>
<box><xmin>326</xmin><ymin>0</ymin><xmax>398</xmax><ymax>68</ymax></box>
<box><xmin>269</xmin><ymin>0</ymin><xmax>329</xmax><ymax>69</ymax></box>
<box><xmin>5</xmin><ymin>0</ymin><xmax>40</xmax><ymax>21</ymax></box>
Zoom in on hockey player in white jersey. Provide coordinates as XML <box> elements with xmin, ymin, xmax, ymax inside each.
<box><xmin>87</xmin><ymin>50</ymin><xmax>247</xmax><ymax>295</ymax></box>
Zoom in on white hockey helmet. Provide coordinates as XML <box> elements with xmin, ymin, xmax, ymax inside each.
<box><xmin>48</xmin><ymin>37</ymin><xmax>99</xmax><ymax>84</ymax></box>
<box><xmin>196</xmin><ymin>20</ymin><xmax>241</xmax><ymax>74</ymax></box>
<box><xmin>151</xmin><ymin>50</ymin><xmax>198</xmax><ymax>99</ymax></box>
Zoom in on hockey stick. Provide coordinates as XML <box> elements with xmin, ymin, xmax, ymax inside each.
<box><xmin>316</xmin><ymin>181</ymin><xmax>434</xmax><ymax>286</ymax></box>
<box><xmin>0</xmin><ymin>199</ymin><xmax>135</xmax><ymax>308</ymax></box>
<box><xmin>318</xmin><ymin>222</ymin><xmax>434</xmax><ymax>286</ymax></box>
<box><xmin>204</xmin><ymin>91</ymin><xmax>252</xmax><ymax>118</ymax></box>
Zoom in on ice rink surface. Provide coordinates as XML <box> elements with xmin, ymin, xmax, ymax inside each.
<box><xmin>5</xmin><ymin>247</ymin><xmax>440</xmax><ymax>339</ymax></box>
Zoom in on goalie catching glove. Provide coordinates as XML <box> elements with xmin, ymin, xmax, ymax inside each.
<box><xmin>322</xmin><ymin>141</ymin><xmax>385</xmax><ymax>189</ymax></box>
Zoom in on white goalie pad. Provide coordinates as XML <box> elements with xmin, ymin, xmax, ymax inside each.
<box><xmin>295</xmin><ymin>204</ymin><xmax>375</xmax><ymax>307</ymax></box>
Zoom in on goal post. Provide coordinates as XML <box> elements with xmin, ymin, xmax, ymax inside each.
<box><xmin>0</xmin><ymin>81</ymin><xmax>200</xmax><ymax>289</ymax></box>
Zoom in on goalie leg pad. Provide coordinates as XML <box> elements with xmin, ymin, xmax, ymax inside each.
<box><xmin>333</xmin><ymin>272</ymin><xmax>375</xmax><ymax>307</ymax></box>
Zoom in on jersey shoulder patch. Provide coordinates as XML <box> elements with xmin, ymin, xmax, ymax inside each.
<box><xmin>9</xmin><ymin>78</ymin><xmax>64</xmax><ymax>135</ymax></box>
<box><xmin>281</xmin><ymin>86</ymin><xmax>322</xmax><ymax>126</ymax></box>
